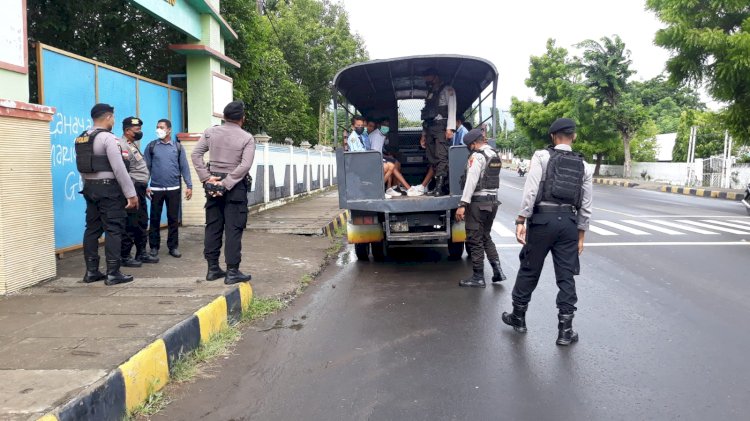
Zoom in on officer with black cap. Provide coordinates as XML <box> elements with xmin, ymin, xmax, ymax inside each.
<box><xmin>501</xmin><ymin>118</ymin><xmax>593</xmax><ymax>346</ymax></box>
<box><xmin>421</xmin><ymin>67</ymin><xmax>457</xmax><ymax>196</ymax></box>
<box><xmin>77</xmin><ymin>104</ymin><xmax>138</xmax><ymax>285</ymax></box>
<box><xmin>120</xmin><ymin>117</ymin><xmax>159</xmax><ymax>267</ymax></box>
<box><xmin>455</xmin><ymin>128</ymin><xmax>507</xmax><ymax>288</ymax></box>
<box><xmin>191</xmin><ymin>101</ymin><xmax>255</xmax><ymax>284</ymax></box>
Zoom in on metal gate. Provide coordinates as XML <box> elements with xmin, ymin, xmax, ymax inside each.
<box><xmin>702</xmin><ymin>156</ymin><xmax>726</xmax><ymax>187</ymax></box>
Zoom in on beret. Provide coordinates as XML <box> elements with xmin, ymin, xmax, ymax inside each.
<box><xmin>122</xmin><ymin>116</ymin><xmax>143</xmax><ymax>129</ymax></box>
<box><xmin>548</xmin><ymin>118</ymin><xmax>576</xmax><ymax>134</ymax></box>
<box><xmin>91</xmin><ymin>103</ymin><xmax>114</xmax><ymax>119</ymax></box>
<box><xmin>463</xmin><ymin>128</ymin><xmax>484</xmax><ymax>145</ymax></box>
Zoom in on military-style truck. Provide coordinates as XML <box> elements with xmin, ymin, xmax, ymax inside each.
<box><xmin>333</xmin><ymin>55</ymin><xmax>499</xmax><ymax>260</ymax></box>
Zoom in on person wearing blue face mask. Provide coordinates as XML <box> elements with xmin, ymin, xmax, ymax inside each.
<box><xmin>453</xmin><ymin>114</ymin><xmax>468</xmax><ymax>146</ymax></box>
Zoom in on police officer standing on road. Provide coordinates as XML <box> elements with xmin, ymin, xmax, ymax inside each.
<box><xmin>501</xmin><ymin>118</ymin><xmax>593</xmax><ymax>346</ymax></box>
<box><xmin>421</xmin><ymin>67</ymin><xmax>457</xmax><ymax>197</ymax></box>
<box><xmin>455</xmin><ymin>129</ymin><xmax>507</xmax><ymax>288</ymax></box>
<box><xmin>120</xmin><ymin>117</ymin><xmax>159</xmax><ymax>267</ymax></box>
<box><xmin>191</xmin><ymin>101</ymin><xmax>255</xmax><ymax>284</ymax></box>
<box><xmin>77</xmin><ymin>104</ymin><xmax>138</xmax><ymax>285</ymax></box>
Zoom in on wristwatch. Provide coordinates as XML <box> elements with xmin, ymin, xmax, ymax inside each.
<box><xmin>515</xmin><ymin>218</ymin><xmax>525</xmax><ymax>225</ymax></box>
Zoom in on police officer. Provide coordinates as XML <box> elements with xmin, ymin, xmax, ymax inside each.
<box><xmin>501</xmin><ymin>118</ymin><xmax>593</xmax><ymax>346</ymax></box>
<box><xmin>455</xmin><ymin>129</ymin><xmax>507</xmax><ymax>288</ymax></box>
<box><xmin>120</xmin><ymin>117</ymin><xmax>159</xmax><ymax>267</ymax></box>
<box><xmin>421</xmin><ymin>67</ymin><xmax>457</xmax><ymax>196</ymax></box>
<box><xmin>78</xmin><ymin>104</ymin><xmax>138</xmax><ymax>285</ymax></box>
<box><xmin>191</xmin><ymin>101</ymin><xmax>255</xmax><ymax>284</ymax></box>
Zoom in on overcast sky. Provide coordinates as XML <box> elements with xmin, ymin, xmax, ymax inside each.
<box><xmin>342</xmin><ymin>0</ymin><xmax>676</xmax><ymax>112</ymax></box>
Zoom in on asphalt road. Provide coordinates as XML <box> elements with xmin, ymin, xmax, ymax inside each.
<box><xmin>156</xmin><ymin>171</ymin><xmax>750</xmax><ymax>421</ymax></box>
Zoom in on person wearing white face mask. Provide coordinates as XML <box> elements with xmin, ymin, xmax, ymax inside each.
<box><xmin>143</xmin><ymin>118</ymin><xmax>193</xmax><ymax>259</ymax></box>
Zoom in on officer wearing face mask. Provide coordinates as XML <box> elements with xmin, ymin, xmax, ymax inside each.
<box><xmin>455</xmin><ymin>128</ymin><xmax>506</xmax><ymax>288</ymax></box>
<box><xmin>120</xmin><ymin>117</ymin><xmax>159</xmax><ymax>267</ymax></box>
<box><xmin>77</xmin><ymin>104</ymin><xmax>138</xmax><ymax>286</ymax></box>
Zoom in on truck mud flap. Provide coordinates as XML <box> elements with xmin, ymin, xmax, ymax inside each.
<box><xmin>451</xmin><ymin>221</ymin><xmax>466</xmax><ymax>242</ymax></box>
<box><xmin>347</xmin><ymin>222</ymin><xmax>384</xmax><ymax>244</ymax></box>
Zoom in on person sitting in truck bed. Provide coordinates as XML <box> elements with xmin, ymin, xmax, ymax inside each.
<box><xmin>367</xmin><ymin>118</ymin><xmax>421</xmax><ymax>198</ymax></box>
<box><xmin>347</xmin><ymin>115</ymin><xmax>367</xmax><ymax>152</ymax></box>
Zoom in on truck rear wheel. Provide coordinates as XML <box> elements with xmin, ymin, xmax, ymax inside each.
<box><xmin>354</xmin><ymin>243</ymin><xmax>370</xmax><ymax>261</ymax></box>
<box><xmin>448</xmin><ymin>241</ymin><xmax>465</xmax><ymax>259</ymax></box>
<box><xmin>371</xmin><ymin>241</ymin><xmax>386</xmax><ymax>261</ymax></box>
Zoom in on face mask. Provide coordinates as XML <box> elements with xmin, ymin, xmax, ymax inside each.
<box><xmin>156</xmin><ymin>128</ymin><xmax>167</xmax><ymax>139</ymax></box>
<box><xmin>380</xmin><ymin>126</ymin><xmax>389</xmax><ymax>135</ymax></box>
<box><xmin>133</xmin><ymin>131</ymin><xmax>143</xmax><ymax>141</ymax></box>
<box><xmin>354</xmin><ymin>127</ymin><xmax>365</xmax><ymax>135</ymax></box>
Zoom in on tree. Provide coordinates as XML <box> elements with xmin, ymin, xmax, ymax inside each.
<box><xmin>647</xmin><ymin>0</ymin><xmax>750</xmax><ymax>144</ymax></box>
<box><xmin>630</xmin><ymin>75</ymin><xmax>705</xmax><ymax>133</ymax></box>
<box><xmin>672</xmin><ymin>110</ymin><xmax>728</xmax><ymax>162</ymax></box>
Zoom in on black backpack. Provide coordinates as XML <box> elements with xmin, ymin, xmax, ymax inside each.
<box><xmin>536</xmin><ymin>146</ymin><xmax>585</xmax><ymax>207</ymax></box>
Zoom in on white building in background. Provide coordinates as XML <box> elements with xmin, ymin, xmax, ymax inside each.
<box><xmin>654</xmin><ymin>132</ymin><xmax>677</xmax><ymax>162</ymax></box>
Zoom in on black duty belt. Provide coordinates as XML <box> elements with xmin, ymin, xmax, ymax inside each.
<box><xmin>85</xmin><ymin>179</ymin><xmax>117</xmax><ymax>185</ymax></box>
<box><xmin>472</xmin><ymin>195</ymin><xmax>497</xmax><ymax>203</ymax></box>
<box><xmin>210</xmin><ymin>172</ymin><xmax>228</xmax><ymax>179</ymax></box>
<box><xmin>534</xmin><ymin>204</ymin><xmax>576</xmax><ymax>214</ymax></box>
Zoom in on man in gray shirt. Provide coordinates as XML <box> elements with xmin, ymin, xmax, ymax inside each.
<box><xmin>78</xmin><ymin>104</ymin><xmax>138</xmax><ymax>285</ymax></box>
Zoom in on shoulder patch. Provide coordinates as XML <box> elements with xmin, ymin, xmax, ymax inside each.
<box><xmin>468</xmin><ymin>156</ymin><xmax>475</xmax><ymax>168</ymax></box>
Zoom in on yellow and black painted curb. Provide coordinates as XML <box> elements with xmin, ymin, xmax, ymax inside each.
<box><xmin>593</xmin><ymin>178</ymin><xmax>639</xmax><ymax>188</ymax></box>
<box><xmin>324</xmin><ymin>210</ymin><xmax>350</xmax><ymax>238</ymax></box>
<box><xmin>659</xmin><ymin>185</ymin><xmax>745</xmax><ymax>201</ymax></box>
<box><xmin>37</xmin><ymin>282</ymin><xmax>253</xmax><ymax>421</ymax></box>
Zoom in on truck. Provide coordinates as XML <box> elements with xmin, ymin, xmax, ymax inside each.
<box><xmin>333</xmin><ymin>55</ymin><xmax>499</xmax><ymax>261</ymax></box>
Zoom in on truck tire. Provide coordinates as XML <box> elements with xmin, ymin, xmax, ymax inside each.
<box><xmin>448</xmin><ymin>241</ymin><xmax>465</xmax><ymax>259</ymax></box>
<box><xmin>371</xmin><ymin>241</ymin><xmax>386</xmax><ymax>261</ymax></box>
<box><xmin>354</xmin><ymin>243</ymin><xmax>370</xmax><ymax>261</ymax></box>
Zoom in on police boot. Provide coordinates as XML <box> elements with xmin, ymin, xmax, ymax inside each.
<box><xmin>225</xmin><ymin>265</ymin><xmax>252</xmax><ymax>285</ymax></box>
<box><xmin>556</xmin><ymin>312</ymin><xmax>579</xmax><ymax>346</ymax></box>
<box><xmin>83</xmin><ymin>258</ymin><xmax>106</xmax><ymax>283</ymax></box>
<box><xmin>121</xmin><ymin>254</ymin><xmax>143</xmax><ymax>268</ymax></box>
<box><xmin>105</xmin><ymin>260</ymin><xmax>134</xmax><ymax>286</ymax></box>
<box><xmin>490</xmin><ymin>261</ymin><xmax>507</xmax><ymax>283</ymax></box>
<box><xmin>206</xmin><ymin>260</ymin><xmax>226</xmax><ymax>281</ymax></box>
<box><xmin>501</xmin><ymin>303</ymin><xmax>528</xmax><ymax>333</ymax></box>
<box><xmin>430</xmin><ymin>176</ymin><xmax>446</xmax><ymax>197</ymax></box>
<box><xmin>458</xmin><ymin>270</ymin><xmax>486</xmax><ymax>288</ymax></box>
<box><xmin>136</xmin><ymin>250</ymin><xmax>159</xmax><ymax>264</ymax></box>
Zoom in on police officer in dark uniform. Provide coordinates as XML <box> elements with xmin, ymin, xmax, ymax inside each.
<box><xmin>78</xmin><ymin>104</ymin><xmax>138</xmax><ymax>285</ymax></box>
<box><xmin>455</xmin><ymin>129</ymin><xmax>507</xmax><ymax>288</ymax></box>
<box><xmin>501</xmin><ymin>118</ymin><xmax>593</xmax><ymax>346</ymax></box>
<box><xmin>191</xmin><ymin>101</ymin><xmax>256</xmax><ymax>284</ymax></box>
<box><xmin>120</xmin><ymin>117</ymin><xmax>159</xmax><ymax>267</ymax></box>
<box><xmin>421</xmin><ymin>67</ymin><xmax>457</xmax><ymax>196</ymax></box>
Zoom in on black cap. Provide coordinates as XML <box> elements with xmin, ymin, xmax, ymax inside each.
<box><xmin>223</xmin><ymin>101</ymin><xmax>245</xmax><ymax>120</ymax></box>
<box><xmin>122</xmin><ymin>117</ymin><xmax>143</xmax><ymax>129</ymax></box>
<box><xmin>422</xmin><ymin>67</ymin><xmax>439</xmax><ymax>77</ymax></box>
<box><xmin>548</xmin><ymin>118</ymin><xmax>576</xmax><ymax>134</ymax></box>
<box><xmin>91</xmin><ymin>103</ymin><xmax>114</xmax><ymax>119</ymax></box>
<box><xmin>463</xmin><ymin>128</ymin><xmax>484</xmax><ymax>146</ymax></box>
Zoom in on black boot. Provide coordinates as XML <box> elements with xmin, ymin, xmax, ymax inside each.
<box><xmin>502</xmin><ymin>303</ymin><xmax>528</xmax><ymax>333</ymax></box>
<box><xmin>430</xmin><ymin>176</ymin><xmax>446</xmax><ymax>197</ymax></box>
<box><xmin>82</xmin><ymin>257</ymin><xmax>106</xmax><ymax>283</ymax></box>
<box><xmin>225</xmin><ymin>266</ymin><xmax>251</xmax><ymax>285</ymax></box>
<box><xmin>121</xmin><ymin>255</ymin><xmax>143</xmax><ymax>268</ymax></box>
<box><xmin>206</xmin><ymin>260</ymin><xmax>227</xmax><ymax>281</ymax></box>
<box><xmin>490</xmin><ymin>261</ymin><xmax>507</xmax><ymax>283</ymax></box>
<box><xmin>105</xmin><ymin>260</ymin><xmax>134</xmax><ymax>286</ymax></box>
<box><xmin>136</xmin><ymin>250</ymin><xmax>159</xmax><ymax>264</ymax></box>
<box><xmin>556</xmin><ymin>312</ymin><xmax>579</xmax><ymax>346</ymax></box>
<box><xmin>458</xmin><ymin>270</ymin><xmax>486</xmax><ymax>288</ymax></box>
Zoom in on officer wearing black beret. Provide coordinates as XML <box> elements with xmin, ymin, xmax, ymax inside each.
<box><xmin>455</xmin><ymin>129</ymin><xmax>507</xmax><ymax>287</ymax></box>
<box><xmin>191</xmin><ymin>101</ymin><xmax>256</xmax><ymax>284</ymax></box>
<box><xmin>501</xmin><ymin>118</ymin><xmax>593</xmax><ymax>345</ymax></box>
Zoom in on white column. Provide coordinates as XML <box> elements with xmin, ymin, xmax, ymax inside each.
<box><xmin>319</xmin><ymin>150</ymin><xmax>325</xmax><ymax>189</ymax></box>
<box><xmin>263</xmin><ymin>142</ymin><xmax>270</xmax><ymax>203</ymax></box>
<box><xmin>306</xmin><ymin>149</ymin><xmax>311</xmax><ymax>192</ymax></box>
<box><xmin>289</xmin><ymin>145</ymin><xmax>295</xmax><ymax>197</ymax></box>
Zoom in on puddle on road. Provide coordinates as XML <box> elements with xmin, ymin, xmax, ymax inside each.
<box><xmin>259</xmin><ymin>318</ymin><xmax>304</xmax><ymax>332</ymax></box>
<box><xmin>336</xmin><ymin>245</ymin><xmax>355</xmax><ymax>267</ymax></box>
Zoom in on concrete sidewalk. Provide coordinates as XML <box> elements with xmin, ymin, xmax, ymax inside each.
<box><xmin>593</xmin><ymin>176</ymin><xmax>746</xmax><ymax>200</ymax></box>
<box><xmin>0</xmin><ymin>190</ymin><xmax>344</xmax><ymax>420</ymax></box>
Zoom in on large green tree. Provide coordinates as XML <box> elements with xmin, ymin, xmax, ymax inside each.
<box><xmin>647</xmin><ymin>0</ymin><xmax>750</xmax><ymax>143</ymax></box>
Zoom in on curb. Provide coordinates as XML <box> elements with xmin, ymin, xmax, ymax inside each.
<box><xmin>658</xmin><ymin>185</ymin><xmax>745</xmax><ymax>201</ymax></box>
<box><xmin>38</xmin><ymin>282</ymin><xmax>253</xmax><ymax>421</ymax></box>
<box><xmin>323</xmin><ymin>210</ymin><xmax>350</xmax><ymax>238</ymax></box>
<box><xmin>593</xmin><ymin>178</ymin><xmax>639</xmax><ymax>188</ymax></box>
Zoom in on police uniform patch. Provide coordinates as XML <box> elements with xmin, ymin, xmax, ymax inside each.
<box><xmin>468</xmin><ymin>156</ymin><xmax>474</xmax><ymax>167</ymax></box>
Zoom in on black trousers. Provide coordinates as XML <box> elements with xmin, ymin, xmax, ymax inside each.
<box><xmin>122</xmin><ymin>182</ymin><xmax>148</xmax><ymax>258</ymax></box>
<box><xmin>204</xmin><ymin>181</ymin><xmax>248</xmax><ymax>266</ymax></box>
<box><xmin>465</xmin><ymin>201</ymin><xmax>500</xmax><ymax>272</ymax></box>
<box><xmin>425</xmin><ymin>122</ymin><xmax>449</xmax><ymax>177</ymax></box>
<box><xmin>511</xmin><ymin>210</ymin><xmax>580</xmax><ymax>313</ymax></box>
<box><xmin>149</xmin><ymin>189</ymin><xmax>181</xmax><ymax>251</ymax></box>
<box><xmin>82</xmin><ymin>182</ymin><xmax>127</xmax><ymax>265</ymax></box>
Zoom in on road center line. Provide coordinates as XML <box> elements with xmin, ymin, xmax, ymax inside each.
<box><xmin>496</xmin><ymin>241</ymin><xmax>750</xmax><ymax>249</ymax></box>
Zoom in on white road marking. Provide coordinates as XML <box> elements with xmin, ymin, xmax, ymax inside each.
<box><xmin>492</xmin><ymin>224</ymin><xmax>516</xmax><ymax>237</ymax></box>
<box><xmin>592</xmin><ymin>207</ymin><xmax>637</xmax><ymax>217</ymax></box>
<box><xmin>730</xmin><ymin>219</ymin><xmax>750</xmax><ymax>227</ymax></box>
<box><xmin>621</xmin><ymin>220</ymin><xmax>685</xmax><ymax>235</ymax></box>
<box><xmin>677</xmin><ymin>220</ymin><xmax>750</xmax><ymax>235</ymax></box>
<box><xmin>588</xmin><ymin>225</ymin><xmax>618</xmax><ymax>236</ymax></box>
<box><xmin>596</xmin><ymin>220</ymin><xmax>651</xmax><ymax>235</ymax></box>
<box><xmin>700</xmin><ymin>220</ymin><xmax>750</xmax><ymax>232</ymax></box>
<box><xmin>499</xmin><ymin>183</ymin><xmax>523</xmax><ymax>191</ymax></box>
<box><xmin>495</xmin><ymin>241</ymin><xmax>750</xmax><ymax>249</ymax></box>
<box><xmin>648</xmin><ymin>219</ymin><xmax>719</xmax><ymax>235</ymax></box>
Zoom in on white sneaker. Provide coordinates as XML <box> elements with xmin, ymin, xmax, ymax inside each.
<box><xmin>386</xmin><ymin>187</ymin><xmax>403</xmax><ymax>197</ymax></box>
<box><xmin>385</xmin><ymin>193</ymin><xmax>393</xmax><ymax>199</ymax></box>
<box><xmin>406</xmin><ymin>186</ymin><xmax>424</xmax><ymax>197</ymax></box>
<box><xmin>416</xmin><ymin>185</ymin><xmax>426</xmax><ymax>193</ymax></box>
